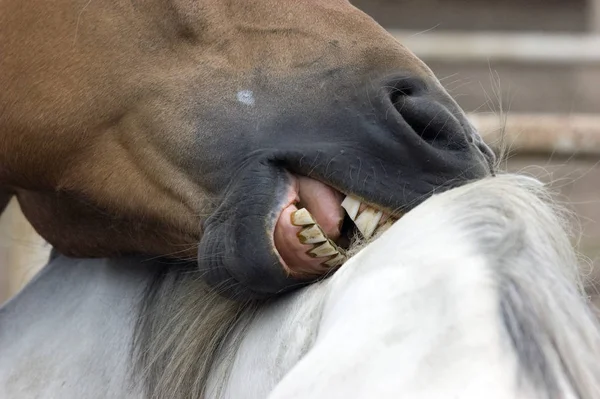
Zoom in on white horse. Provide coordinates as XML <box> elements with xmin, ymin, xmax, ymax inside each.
<box><xmin>2</xmin><ymin>174</ymin><xmax>600</xmax><ymax>399</ymax></box>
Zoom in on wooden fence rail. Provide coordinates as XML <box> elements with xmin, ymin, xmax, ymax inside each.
<box><xmin>470</xmin><ymin>113</ymin><xmax>600</xmax><ymax>156</ymax></box>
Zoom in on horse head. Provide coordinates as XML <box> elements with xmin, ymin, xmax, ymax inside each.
<box><xmin>0</xmin><ymin>0</ymin><xmax>495</xmax><ymax>298</ymax></box>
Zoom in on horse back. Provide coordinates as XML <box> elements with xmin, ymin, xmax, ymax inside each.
<box><xmin>0</xmin><ymin>255</ymin><xmax>155</xmax><ymax>399</ymax></box>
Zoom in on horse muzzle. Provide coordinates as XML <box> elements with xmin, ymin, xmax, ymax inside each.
<box><xmin>196</xmin><ymin>72</ymin><xmax>495</xmax><ymax>300</ymax></box>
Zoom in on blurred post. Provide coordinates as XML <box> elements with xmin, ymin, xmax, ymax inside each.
<box><xmin>592</xmin><ymin>0</ymin><xmax>600</xmax><ymax>32</ymax></box>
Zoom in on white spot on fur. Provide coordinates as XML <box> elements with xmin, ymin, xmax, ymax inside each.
<box><xmin>237</xmin><ymin>90</ymin><xmax>255</xmax><ymax>106</ymax></box>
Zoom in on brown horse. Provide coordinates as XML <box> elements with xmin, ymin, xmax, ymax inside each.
<box><xmin>0</xmin><ymin>0</ymin><xmax>494</xmax><ymax>299</ymax></box>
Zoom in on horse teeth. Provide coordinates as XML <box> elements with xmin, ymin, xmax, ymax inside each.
<box><xmin>297</xmin><ymin>224</ymin><xmax>328</xmax><ymax>244</ymax></box>
<box><xmin>341</xmin><ymin>195</ymin><xmax>361</xmax><ymax>220</ymax></box>
<box><xmin>354</xmin><ymin>207</ymin><xmax>383</xmax><ymax>239</ymax></box>
<box><xmin>323</xmin><ymin>253</ymin><xmax>346</xmax><ymax>267</ymax></box>
<box><xmin>291</xmin><ymin>208</ymin><xmax>316</xmax><ymax>226</ymax></box>
<box><xmin>309</xmin><ymin>240</ymin><xmax>339</xmax><ymax>258</ymax></box>
<box><xmin>374</xmin><ymin>219</ymin><xmax>395</xmax><ymax>236</ymax></box>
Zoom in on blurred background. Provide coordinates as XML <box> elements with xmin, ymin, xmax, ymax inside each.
<box><xmin>1</xmin><ymin>0</ymin><xmax>599</xmax><ymax>305</ymax></box>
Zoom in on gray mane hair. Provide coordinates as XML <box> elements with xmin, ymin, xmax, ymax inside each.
<box><xmin>132</xmin><ymin>173</ymin><xmax>600</xmax><ymax>399</ymax></box>
<box><xmin>132</xmin><ymin>266</ymin><xmax>259</xmax><ymax>399</ymax></box>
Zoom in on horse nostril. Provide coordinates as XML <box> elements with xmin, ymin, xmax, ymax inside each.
<box><xmin>388</xmin><ymin>76</ymin><xmax>428</xmax><ymax>103</ymax></box>
<box><xmin>385</xmin><ymin>75</ymin><xmax>469</xmax><ymax>152</ymax></box>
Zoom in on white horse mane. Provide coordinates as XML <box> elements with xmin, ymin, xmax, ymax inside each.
<box><xmin>132</xmin><ymin>174</ymin><xmax>600</xmax><ymax>399</ymax></box>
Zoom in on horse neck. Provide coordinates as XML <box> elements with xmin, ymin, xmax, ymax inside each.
<box><xmin>205</xmin><ymin>281</ymin><xmax>330</xmax><ymax>399</ymax></box>
<box><xmin>210</xmin><ymin>216</ymin><xmax>518</xmax><ymax>398</ymax></box>
<box><xmin>0</xmin><ymin>254</ymin><xmax>158</xmax><ymax>399</ymax></box>
<box><xmin>270</xmin><ymin>220</ymin><xmax>528</xmax><ymax>398</ymax></box>
<box><xmin>266</xmin><ymin>175</ymin><xmax>600</xmax><ymax>399</ymax></box>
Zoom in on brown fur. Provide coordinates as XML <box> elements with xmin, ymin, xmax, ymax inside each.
<box><xmin>0</xmin><ymin>0</ymin><xmax>431</xmax><ymax>259</ymax></box>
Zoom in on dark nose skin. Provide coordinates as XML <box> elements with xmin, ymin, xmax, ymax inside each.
<box><xmin>383</xmin><ymin>74</ymin><xmax>496</xmax><ymax>169</ymax></box>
